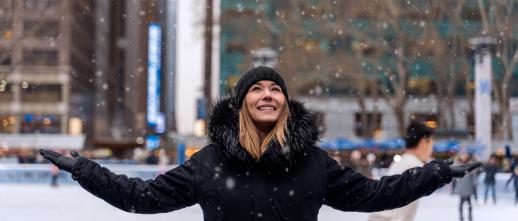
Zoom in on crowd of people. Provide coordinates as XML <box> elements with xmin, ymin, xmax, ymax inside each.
<box><xmin>329</xmin><ymin>135</ymin><xmax>518</xmax><ymax>221</ymax></box>
<box><xmin>1</xmin><ymin>147</ymin><xmax>172</xmax><ymax>165</ymax></box>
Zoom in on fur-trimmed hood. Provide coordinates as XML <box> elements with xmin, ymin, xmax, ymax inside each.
<box><xmin>207</xmin><ymin>95</ymin><xmax>320</xmax><ymax>166</ymax></box>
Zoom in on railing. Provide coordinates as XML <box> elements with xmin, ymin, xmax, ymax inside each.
<box><xmin>0</xmin><ymin>163</ymin><xmax>176</xmax><ymax>184</ymax></box>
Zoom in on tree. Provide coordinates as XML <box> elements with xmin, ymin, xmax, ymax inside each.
<box><xmin>425</xmin><ymin>0</ymin><xmax>470</xmax><ymax>131</ymax></box>
<box><xmin>477</xmin><ymin>0</ymin><xmax>517</xmax><ymax>140</ymax></box>
<box><xmin>221</xmin><ymin>0</ymin><xmax>514</xmax><ymax>138</ymax></box>
<box><xmin>260</xmin><ymin>0</ymin><xmax>381</xmax><ymax>137</ymax></box>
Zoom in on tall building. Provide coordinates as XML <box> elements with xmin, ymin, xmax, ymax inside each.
<box><xmin>0</xmin><ymin>0</ymin><xmax>95</xmax><ymax>150</ymax></box>
<box><xmin>0</xmin><ymin>0</ymin><xmax>179</xmax><ymax>157</ymax></box>
<box><xmin>93</xmin><ymin>0</ymin><xmax>178</xmax><ymax>157</ymax></box>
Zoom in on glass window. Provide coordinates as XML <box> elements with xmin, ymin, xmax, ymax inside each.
<box><xmin>0</xmin><ymin>81</ymin><xmax>13</xmax><ymax>102</ymax></box>
<box><xmin>462</xmin><ymin>7</ymin><xmax>482</xmax><ymax>20</ymax></box>
<box><xmin>23</xmin><ymin>20</ymin><xmax>60</xmax><ymax>38</ymax></box>
<box><xmin>22</xmin><ymin>49</ymin><xmax>59</xmax><ymax>66</ymax></box>
<box><xmin>410</xmin><ymin>113</ymin><xmax>438</xmax><ymax>128</ymax></box>
<box><xmin>0</xmin><ymin>48</ymin><xmax>12</xmax><ymax>66</ymax></box>
<box><xmin>20</xmin><ymin>114</ymin><xmax>61</xmax><ymax>134</ymax></box>
<box><xmin>0</xmin><ymin>18</ymin><xmax>13</xmax><ymax>41</ymax></box>
<box><xmin>20</xmin><ymin>83</ymin><xmax>62</xmax><ymax>102</ymax></box>
<box><xmin>407</xmin><ymin>79</ymin><xmax>436</xmax><ymax>95</ymax></box>
<box><xmin>0</xmin><ymin>0</ymin><xmax>15</xmax><ymax>14</ymax></box>
<box><xmin>466</xmin><ymin>113</ymin><xmax>501</xmax><ymax>137</ymax></box>
<box><xmin>512</xmin><ymin>77</ymin><xmax>518</xmax><ymax>97</ymax></box>
<box><xmin>314</xmin><ymin>111</ymin><xmax>326</xmax><ymax>132</ymax></box>
<box><xmin>225</xmin><ymin>41</ymin><xmax>246</xmax><ymax>53</ymax></box>
<box><xmin>0</xmin><ymin>115</ymin><xmax>16</xmax><ymax>133</ymax></box>
<box><xmin>23</xmin><ymin>0</ymin><xmax>61</xmax><ymax>11</ymax></box>
<box><xmin>355</xmin><ymin>112</ymin><xmax>382</xmax><ymax>138</ymax></box>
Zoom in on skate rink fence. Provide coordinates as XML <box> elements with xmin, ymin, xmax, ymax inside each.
<box><xmin>0</xmin><ymin>163</ymin><xmax>516</xmax><ymax>221</ymax></box>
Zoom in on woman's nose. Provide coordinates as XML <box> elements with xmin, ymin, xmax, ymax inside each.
<box><xmin>261</xmin><ymin>89</ymin><xmax>273</xmax><ymax>99</ymax></box>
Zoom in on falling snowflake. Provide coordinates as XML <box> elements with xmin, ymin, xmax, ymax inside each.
<box><xmin>226</xmin><ymin>177</ymin><xmax>235</xmax><ymax>190</ymax></box>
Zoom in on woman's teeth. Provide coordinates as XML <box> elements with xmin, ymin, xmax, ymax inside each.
<box><xmin>259</xmin><ymin>106</ymin><xmax>274</xmax><ymax>111</ymax></box>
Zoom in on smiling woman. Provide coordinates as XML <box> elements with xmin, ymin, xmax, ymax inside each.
<box><xmin>245</xmin><ymin>80</ymin><xmax>286</xmax><ymax>127</ymax></box>
<box><xmin>240</xmin><ymin>80</ymin><xmax>289</xmax><ymax>160</ymax></box>
<box><xmin>231</xmin><ymin>66</ymin><xmax>291</xmax><ymax>159</ymax></box>
<box><xmin>39</xmin><ymin>66</ymin><xmax>481</xmax><ymax>221</ymax></box>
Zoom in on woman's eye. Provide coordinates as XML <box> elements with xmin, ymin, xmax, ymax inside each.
<box><xmin>272</xmin><ymin>87</ymin><xmax>281</xmax><ymax>92</ymax></box>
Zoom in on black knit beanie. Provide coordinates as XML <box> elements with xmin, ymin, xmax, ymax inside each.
<box><xmin>233</xmin><ymin>66</ymin><xmax>289</xmax><ymax>108</ymax></box>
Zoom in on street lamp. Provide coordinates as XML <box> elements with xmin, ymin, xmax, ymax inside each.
<box><xmin>251</xmin><ymin>48</ymin><xmax>278</xmax><ymax>68</ymax></box>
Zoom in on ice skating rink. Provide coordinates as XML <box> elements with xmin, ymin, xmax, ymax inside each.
<box><xmin>0</xmin><ymin>184</ymin><xmax>516</xmax><ymax>221</ymax></box>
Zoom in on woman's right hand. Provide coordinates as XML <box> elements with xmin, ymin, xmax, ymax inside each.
<box><xmin>39</xmin><ymin>149</ymin><xmax>81</xmax><ymax>173</ymax></box>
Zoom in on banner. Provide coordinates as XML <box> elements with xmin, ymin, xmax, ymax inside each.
<box><xmin>147</xmin><ymin>23</ymin><xmax>162</xmax><ymax>128</ymax></box>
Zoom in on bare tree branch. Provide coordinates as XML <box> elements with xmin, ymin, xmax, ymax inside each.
<box><xmin>477</xmin><ymin>0</ymin><xmax>490</xmax><ymax>34</ymax></box>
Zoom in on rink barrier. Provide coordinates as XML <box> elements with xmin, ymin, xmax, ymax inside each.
<box><xmin>0</xmin><ymin>163</ymin><xmax>176</xmax><ymax>184</ymax></box>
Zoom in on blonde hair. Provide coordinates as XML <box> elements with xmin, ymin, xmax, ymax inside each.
<box><xmin>239</xmin><ymin>102</ymin><xmax>289</xmax><ymax>160</ymax></box>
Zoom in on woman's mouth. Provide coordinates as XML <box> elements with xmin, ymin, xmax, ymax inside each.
<box><xmin>257</xmin><ymin>105</ymin><xmax>276</xmax><ymax>111</ymax></box>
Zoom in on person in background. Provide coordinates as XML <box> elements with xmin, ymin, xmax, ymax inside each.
<box><xmin>17</xmin><ymin>150</ymin><xmax>36</xmax><ymax>163</ymax></box>
<box><xmin>331</xmin><ymin>150</ymin><xmax>342</xmax><ymax>164</ymax></box>
<box><xmin>504</xmin><ymin>144</ymin><xmax>516</xmax><ymax>178</ymax></box>
<box><xmin>483</xmin><ymin>155</ymin><xmax>499</xmax><ymax>204</ymax></box>
<box><xmin>454</xmin><ymin>152</ymin><xmax>477</xmax><ymax>221</ymax></box>
<box><xmin>145</xmin><ymin>149</ymin><xmax>160</xmax><ymax>165</ymax></box>
<box><xmin>505</xmin><ymin>166</ymin><xmax>518</xmax><ymax>205</ymax></box>
<box><xmin>50</xmin><ymin>164</ymin><xmax>59</xmax><ymax>187</ymax></box>
<box><xmin>367</xmin><ymin>121</ymin><xmax>436</xmax><ymax>221</ymax></box>
<box><xmin>469</xmin><ymin>153</ymin><xmax>480</xmax><ymax>204</ymax></box>
<box><xmin>505</xmin><ymin>145</ymin><xmax>514</xmax><ymax>166</ymax></box>
<box><xmin>349</xmin><ymin>149</ymin><xmax>373</xmax><ymax>178</ymax></box>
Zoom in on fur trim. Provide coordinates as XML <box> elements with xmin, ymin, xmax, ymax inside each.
<box><xmin>207</xmin><ymin>95</ymin><xmax>320</xmax><ymax>165</ymax></box>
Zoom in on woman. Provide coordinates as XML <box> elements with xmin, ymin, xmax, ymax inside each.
<box><xmin>40</xmin><ymin>66</ymin><xmax>480</xmax><ymax>220</ymax></box>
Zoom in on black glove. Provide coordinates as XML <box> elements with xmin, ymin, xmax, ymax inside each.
<box><xmin>39</xmin><ymin>149</ymin><xmax>81</xmax><ymax>173</ymax></box>
<box><xmin>444</xmin><ymin>159</ymin><xmax>482</xmax><ymax>178</ymax></box>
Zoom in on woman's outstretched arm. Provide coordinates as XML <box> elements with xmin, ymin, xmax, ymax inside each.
<box><xmin>40</xmin><ymin>149</ymin><xmax>198</xmax><ymax>214</ymax></box>
<box><xmin>323</xmin><ymin>155</ymin><xmax>480</xmax><ymax>212</ymax></box>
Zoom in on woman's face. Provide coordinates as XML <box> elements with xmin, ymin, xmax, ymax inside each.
<box><xmin>244</xmin><ymin>80</ymin><xmax>286</xmax><ymax>130</ymax></box>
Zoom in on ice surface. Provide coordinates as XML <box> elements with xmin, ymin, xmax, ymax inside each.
<box><xmin>1</xmin><ymin>179</ymin><xmax>516</xmax><ymax>221</ymax></box>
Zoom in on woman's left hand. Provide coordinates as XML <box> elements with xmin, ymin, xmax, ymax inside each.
<box><xmin>443</xmin><ymin>159</ymin><xmax>482</xmax><ymax>178</ymax></box>
<box><xmin>39</xmin><ymin>149</ymin><xmax>81</xmax><ymax>173</ymax></box>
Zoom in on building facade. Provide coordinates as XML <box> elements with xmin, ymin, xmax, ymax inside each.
<box><xmin>218</xmin><ymin>0</ymin><xmax>518</xmax><ymax>151</ymax></box>
<box><xmin>92</xmin><ymin>0</ymin><xmax>179</xmax><ymax>156</ymax></box>
<box><xmin>0</xmin><ymin>0</ymin><xmax>95</xmax><ymax>149</ymax></box>
<box><xmin>0</xmin><ymin>0</ymin><xmax>179</xmax><ymax>156</ymax></box>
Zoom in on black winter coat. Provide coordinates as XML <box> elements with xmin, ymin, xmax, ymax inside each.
<box><xmin>70</xmin><ymin>96</ymin><xmax>453</xmax><ymax>221</ymax></box>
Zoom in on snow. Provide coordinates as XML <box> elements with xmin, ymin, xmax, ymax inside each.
<box><xmin>0</xmin><ymin>184</ymin><xmax>516</xmax><ymax>221</ymax></box>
